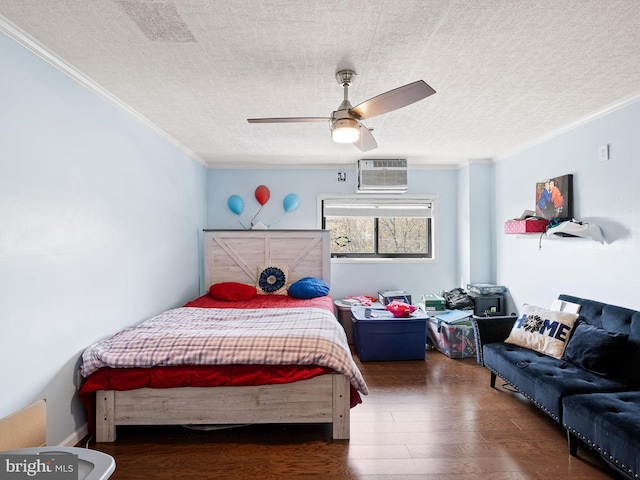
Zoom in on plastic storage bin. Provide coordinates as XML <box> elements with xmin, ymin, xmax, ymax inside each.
<box><xmin>5</xmin><ymin>447</ymin><xmax>115</xmax><ymax>480</ymax></box>
<box><xmin>351</xmin><ymin>307</ymin><xmax>428</xmax><ymax>361</ymax></box>
<box><xmin>426</xmin><ymin>317</ymin><xmax>477</xmax><ymax>359</ymax></box>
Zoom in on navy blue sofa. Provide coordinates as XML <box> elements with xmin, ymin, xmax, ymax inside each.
<box><xmin>473</xmin><ymin>294</ymin><xmax>640</xmax><ymax>479</ymax></box>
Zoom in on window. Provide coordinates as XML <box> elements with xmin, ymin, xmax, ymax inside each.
<box><xmin>320</xmin><ymin>195</ymin><xmax>435</xmax><ymax>259</ymax></box>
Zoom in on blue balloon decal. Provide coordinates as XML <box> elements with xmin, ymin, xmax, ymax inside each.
<box><xmin>227</xmin><ymin>195</ymin><xmax>244</xmax><ymax>215</ymax></box>
<box><xmin>283</xmin><ymin>193</ymin><xmax>300</xmax><ymax>213</ymax></box>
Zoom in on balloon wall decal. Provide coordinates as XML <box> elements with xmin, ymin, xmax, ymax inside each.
<box><xmin>254</xmin><ymin>185</ymin><xmax>270</xmax><ymax>205</ymax></box>
<box><xmin>227</xmin><ymin>195</ymin><xmax>244</xmax><ymax>215</ymax></box>
<box><xmin>283</xmin><ymin>193</ymin><xmax>299</xmax><ymax>213</ymax></box>
<box><xmin>226</xmin><ymin>186</ymin><xmax>299</xmax><ymax>229</ymax></box>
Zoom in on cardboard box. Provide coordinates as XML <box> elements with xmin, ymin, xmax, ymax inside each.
<box><xmin>378</xmin><ymin>290</ymin><xmax>411</xmax><ymax>306</ymax></box>
<box><xmin>504</xmin><ymin>219</ymin><xmax>548</xmax><ymax>234</ymax></box>
<box><xmin>351</xmin><ymin>307</ymin><xmax>428</xmax><ymax>361</ymax></box>
<box><xmin>421</xmin><ymin>293</ymin><xmax>446</xmax><ymax>311</ymax></box>
<box><xmin>426</xmin><ymin>317</ymin><xmax>476</xmax><ymax>359</ymax></box>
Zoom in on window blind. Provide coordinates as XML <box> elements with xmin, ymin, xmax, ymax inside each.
<box><xmin>323</xmin><ymin>198</ymin><xmax>432</xmax><ymax>218</ymax></box>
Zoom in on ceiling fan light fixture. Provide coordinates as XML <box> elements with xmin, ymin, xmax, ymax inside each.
<box><xmin>332</xmin><ymin>118</ymin><xmax>360</xmax><ymax>143</ymax></box>
<box><xmin>247</xmin><ymin>69</ymin><xmax>435</xmax><ymax>152</ymax></box>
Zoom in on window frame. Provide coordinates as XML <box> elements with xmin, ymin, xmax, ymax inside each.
<box><xmin>318</xmin><ymin>194</ymin><xmax>438</xmax><ymax>263</ymax></box>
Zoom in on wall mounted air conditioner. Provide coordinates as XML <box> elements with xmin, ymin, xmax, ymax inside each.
<box><xmin>357</xmin><ymin>159</ymin><xmax>408</xmax><ymax>193</ymax></box>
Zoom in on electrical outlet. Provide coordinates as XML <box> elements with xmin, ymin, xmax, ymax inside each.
<box><xmin>337</xmin><ymin>172</ymin><xmax>346</xmax><ymax>182</ymax></box>
<box><xmin>598</xmin><ymin>144</ymin><xmax>609</xmax><ymax>162</ymax></box>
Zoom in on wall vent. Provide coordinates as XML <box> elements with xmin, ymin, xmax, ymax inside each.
<box><xmin>357</xmin><ymin>159</ymin><xmax>408</xmax><ymax>193</ymax></box>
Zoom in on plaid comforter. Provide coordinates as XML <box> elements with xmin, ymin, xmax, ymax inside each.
<box><xmin>81</xmin><ymin>306</ymin><xmax>368</xmax><ymax>394</ymax></box>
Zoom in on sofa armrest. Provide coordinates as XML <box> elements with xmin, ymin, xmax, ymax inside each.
<box><xmin>472</xmin><ymin>315</ymin><xmax>518</xmax><ymax>365</ymax></box>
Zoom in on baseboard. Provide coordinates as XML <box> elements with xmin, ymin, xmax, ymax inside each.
<box><xmin>60</xmin><ymin>422</ymin><xmax>89</xmax><ymax>447</ymax></box>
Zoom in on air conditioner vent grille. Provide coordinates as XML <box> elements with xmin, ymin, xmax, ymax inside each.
<box><xmin>357</xmin><ymin>159</ymin><xmax>408</xmax><ymax>193</ymax></box>
<box><xmin>360</xmin><ymin>169</ymin><xmax>408</xmax><ymax>186</ymax></box>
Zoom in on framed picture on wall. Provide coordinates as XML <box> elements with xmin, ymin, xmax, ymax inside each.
<box><xmin>535</xmin><ymin>174</ymin><xmax>573</xmax><ymax>220</ymax></box>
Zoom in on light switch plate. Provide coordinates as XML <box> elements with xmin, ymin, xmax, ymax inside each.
<box><xmin>598</xmin><ymin>144</ymin><xmax>609</xmax><ymax>162</ymax></box>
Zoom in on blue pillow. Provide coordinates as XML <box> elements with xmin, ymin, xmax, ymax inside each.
<box><xmin>288</xmin><ymin>277</ymin><xmax>330</xmax><ymax>299</ymax></box>
<box><xmin>563</xmin><ymin>322</ymin><xmax>629</xmax><ymax>377</ymax></box>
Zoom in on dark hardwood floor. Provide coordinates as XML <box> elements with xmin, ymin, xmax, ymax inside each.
<box><xmin>90</xmin><ymin>349</ymin><xmax>619</xmax><ymax>479</ymax></box>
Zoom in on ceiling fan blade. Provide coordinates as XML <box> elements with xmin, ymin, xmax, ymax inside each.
<box><xmin>351</xmin><ymin>80</ymin><xmax>436</xmax><ymax>120</ymax></box>
<box><xmin>355</xmin><ymin>123</ymin><xmax>377</xmax><ymax>152</ymax></box>
<box><xmin>247</xmin><ymin>117</ymin><xmax>329</xmax><ymax>123</ymax></box>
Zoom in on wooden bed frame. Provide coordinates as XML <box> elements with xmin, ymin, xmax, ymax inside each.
<box><xmin>95</xmin><ymin>230</ymin><xmax>352</xmax><ymax>442</ymax></box>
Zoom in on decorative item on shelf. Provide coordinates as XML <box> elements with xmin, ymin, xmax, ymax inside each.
<box><xmin>535</xmin><ymin>174</ymin><xmax>573</xmax><ymax>220</ymax></box>
<box><xmin>226</xmin><ymin>185</ymin><xmax>300</xmax><ymax>229</ymax></box>
<box><xmin>504</xmin><ymin>211</ymin><xmax>549</xmax><ymax>233</ymax></box>
<box><xmin>508</xmin><ymin>175</ymin><xmax>604</xmax><ymax>248</ymax></box>
<box><xmin>504</xmin><ymin>218</ymin><xmax>549</xmax><ymax>234</ymax></box>
<box><xmin>546</xmin><ymin>220</ymin><xmax>604</xmax><ymax>243</ymax></box>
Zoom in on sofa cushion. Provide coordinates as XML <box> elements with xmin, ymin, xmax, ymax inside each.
<box><xmin>483</xmin><ymin>342</ymin><xmax>627</xmax><ymax>420</ymax></box>
<box><xmin>505</xmin><ymin>304</ymin><xmax>579</xmax><ymax>359</ymax></box>
<box><xmin>558</xmin><ymin>294</ymin><xmax>640</xmax><ymax>387</ymax></box>
<box><xmin>563</xmin><ymin>322</ymin><xmax>629</xmax><ymax>377</ymax></box>
<box><xmin>563</xmin><ymin>392</ymin><xmax>640</xmax><ymax>479</ymax></box>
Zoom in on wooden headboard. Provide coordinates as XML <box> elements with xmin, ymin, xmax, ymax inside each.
<box><xmin>203</xmin><ymin>230</ymin><xmax>331</xmax><ymax>289</ymax></box>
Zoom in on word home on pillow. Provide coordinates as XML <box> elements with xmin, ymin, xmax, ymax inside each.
<box><xmin>505</xmin><ymin>304</ymin><xmax>579</xmax><ymax>359</ymax></box>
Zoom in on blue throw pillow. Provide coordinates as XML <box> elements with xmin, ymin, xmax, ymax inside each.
<box><xmin>288</xmin><ymin>277</ymin><xmax>330</xmax><ymax>299</ymax></box>
<box><xmin>563</xmin><ymin>322</ymin><xmax>629</xmax><ymax>377</ymax></box>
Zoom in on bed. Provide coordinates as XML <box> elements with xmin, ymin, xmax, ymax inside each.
<box><xmin>79</xmin><ymin>230</ymin><xmax>368</xmax><ymax>442</ymax></box>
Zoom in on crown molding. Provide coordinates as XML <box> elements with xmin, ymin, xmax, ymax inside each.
<box><xmin>0</xmin><ymin>14</ymin><xmax>206</xmax><ymax>167</ymax></box>
<box><xmin>495</xmin><ymin>93</ymin><xmax>640</xmax><ymax>162</ymax></box>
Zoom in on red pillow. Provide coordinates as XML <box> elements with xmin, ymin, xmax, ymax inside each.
<box><xmin>209</xmin><ymin>282</ymin><xmax>256</xmax><ymax>301</ymax></box>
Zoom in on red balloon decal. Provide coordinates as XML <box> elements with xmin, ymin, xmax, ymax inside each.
<box><xmin>255</xmin><ymin>185</ymin><xmax>270</xmax><ymax>205</ymax></box>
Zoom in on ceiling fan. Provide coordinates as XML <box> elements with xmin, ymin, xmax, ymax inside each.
<box><xmin>247</xmin><ymin>70</ymin><xmax>436</xmax><ymax>152</ymax></box>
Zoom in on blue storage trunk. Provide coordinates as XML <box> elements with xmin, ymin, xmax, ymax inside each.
<box><xmin>351</xmin><ymin>307</ymin><xmax>429</xmax><ymax>361</ymax></box>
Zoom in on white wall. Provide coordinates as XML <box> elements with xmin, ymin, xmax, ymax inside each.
<box><xmin>0</xmin><ymin>33</ymin><xmax>206</xmax><ymax>444</ymax></box>
<box><xmin>207</xmin><ymin>166</ymin><xmax>460</xmax><ymax>302</ymax></box>
<box><xmin>495</xmin><ymin>100</ymin><xmax>640</xmax><ymax>312</ymax></box>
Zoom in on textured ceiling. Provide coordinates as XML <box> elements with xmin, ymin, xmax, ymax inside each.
<box><xmin>1</xmin><ymin>0</ymin><xmax>640</xmax><ymax>168</ymax></box>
